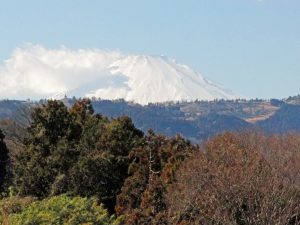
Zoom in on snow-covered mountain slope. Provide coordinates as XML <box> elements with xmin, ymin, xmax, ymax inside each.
<box><xmin>0</xmin><ymin>45</ymin><xmax>240</xmax><ymax>104</ymax></box>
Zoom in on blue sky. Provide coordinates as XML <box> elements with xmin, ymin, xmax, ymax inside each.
<box><xmin>0</xmin><ymin>0</ymin><xmax>299</xmax><ymax>99</ymax></box>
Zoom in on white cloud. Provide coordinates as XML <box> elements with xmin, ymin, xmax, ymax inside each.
<box><xmin>0</xmin><ymin>44</ymin><xmax>240</xmax><ymax>104</ymax></box>
<box><xmin>0</xmin><ymin>44</ymin><xmax>124</xmax><ymax>100</ymax></box>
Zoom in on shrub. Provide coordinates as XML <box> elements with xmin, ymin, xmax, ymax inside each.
<box><xmin>0</xmin><ymin>196</ymin><xmax>34</xmax><ymax>224</ymax></box>
<box><xmin>4</xmin><ymin>195</ymin><xmax>123</xmax><ymax>225</ymax></box>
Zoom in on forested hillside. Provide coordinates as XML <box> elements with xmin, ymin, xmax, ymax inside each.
<box><xmin>1</xmin><ymin>99</ymin><xmax>300</xmax><ymax>224</ymax></box>
<box><xmin>2</xmin><ymin>97</ymin><xmax>300</xmax><ymax>144</ymax></box>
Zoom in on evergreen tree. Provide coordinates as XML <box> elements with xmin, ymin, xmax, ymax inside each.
<box><xmin>70</xmin><ymin>116</ymin><xmax>143</xmax><ymax>213</ymax></box>
<box><xmin>13</xmin><ymin>99</ymin><xmax>143</xmax><ymax>212</ymax></box>
<box><xmin>0</xmin><ymin>129</ymin><xmax>9</xmax><ymax>192</ymax></box>
<box><xmin>14</xmin><ymin>100</ymin><xmax>82</xmax><ymax>197</ymax></box>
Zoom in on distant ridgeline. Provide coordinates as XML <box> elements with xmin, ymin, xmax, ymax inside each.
<box><xmin>1</xmin><ymin>96</ymin><xmax>300</xmax><ymax>143</ymax></box>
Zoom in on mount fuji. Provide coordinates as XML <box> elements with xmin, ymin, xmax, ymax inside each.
<box><xmin>0</xmin><ymin>45</ymin><xmax>240</xmax><ymax>105</ymax></box>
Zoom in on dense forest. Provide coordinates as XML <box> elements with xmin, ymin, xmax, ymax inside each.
<box><xmin>1</xmin><ymin>99</ymin><xmax>300</xmax><ymax>224</ymax></box>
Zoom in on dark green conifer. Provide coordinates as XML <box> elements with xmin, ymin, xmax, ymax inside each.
<box><xmin>0</xmin><ymin>129</ymin><xmax>9</xmax><ymax>191</ymax></box>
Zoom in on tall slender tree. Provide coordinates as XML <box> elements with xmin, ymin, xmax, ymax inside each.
<box><xmin>0</xmin><ymin>129</ymin><xmax>9</xmax><ymax>191</ymax></box>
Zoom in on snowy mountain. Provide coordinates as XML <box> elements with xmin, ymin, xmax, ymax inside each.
<box><xmin>0</xmin><ymin>45</ymin><xmax>240</xmax><ymax>104</ymax></box>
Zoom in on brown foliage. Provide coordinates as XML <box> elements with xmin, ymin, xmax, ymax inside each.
<box><xmin>166</xmin><ymin>132</ymin><xmax>300</xmax><ymax>225</ymax></box>
<box><xmin>116</xmin><ymin>132</ymin><xmax>197</xmax><ymax>225</ymax></box>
